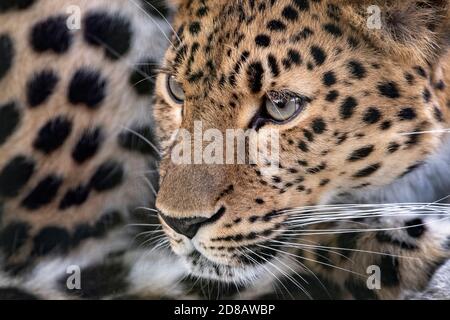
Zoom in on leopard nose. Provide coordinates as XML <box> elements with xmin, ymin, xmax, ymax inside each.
<box><xmin>159</xmin><ymin>207</ymin><xmax>226</xmax><ymax>239</ymax></box>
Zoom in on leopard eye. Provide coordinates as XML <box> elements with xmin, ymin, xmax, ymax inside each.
<box><xmin>167</xmin><ymin>75</ymin><xmax>185</xmax><ymax>104</ymax></box>
<box><xmin>265</xmin><ymin>92</ymin><xmax>307</xmax><ymax>122</ymax></box>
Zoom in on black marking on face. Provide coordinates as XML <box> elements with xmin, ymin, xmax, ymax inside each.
<box><xmin>89</xmin><ymin>160</ymin><xmax>124</xmax><ymax>192</ymax></box>
<box><xmin>404</xmin><ymin>219</ymin><xmax>426</xmax><ymax>238</ymax></box>
<box><xmin>61</xmin><ymin>261</ymin><xmax>129</xmax><ymax>299</ymax></box>
<box><xmin>348</xmin><ymin>145</ymin><xmax>374</xmax><ymax>162</ymax></box>
<box><xmin>323</xmin><ymin>71</ymin><xmax>337</xmax><ymax>86</ymax></box>
<box><xmin>339</xmin><ymin>96</ymin><xmax>358</xmax><ymax>119</ymax></box>
<box><xmin>118</xmin><ymin>125</ymin><xmax>158</xmax><ymax>157</ymax></box>
<box><xmin>267</xmin><ymin>54</ymin><xmax>280</xmax><ymax>77</ymax></box>
<box><xmin>397</xmin><ymin>107</ymin><xmax>416</xmax><ymax>121</ymax></box>
<box><xmin>363</xmin><ymin>107</ymin><xmax>381</xmax><ymax>124</ymax></box>
<box><xmin>353</xmin><ymin>163</ymin><xmax>381</xmax><ymax>178</ymax></box>
<box><xmin>345</xmin><ymin>278</ymin><xmax>378</xmax><ymax>300</ymax></box>
<box><xmin>189</xmin><ymin>21</ymin><xmax>201</xmax><ymax>35</ymax></box>
<box><xmin>26</xmin><ymin>69</ymin><xmax>59</xmax><ymax>108</ymax></box>
<box><xmin>30</xmin><ymin>15</ymin><xmax>73</xmax><ymax>54</ymax></box>
<box><xmin>323</xmin><ymin>23</ymin><xmax>342</xmax><ymax>37</ymax></box>
<box><xmin>310</xmin><ymin>46</ymin><xmax>326</xmax><ymax>65</ymax></box>
<box><xmin>21</xmin><ymin>175</ymin><xmax>63</xmax><ymax>210</ymax></box>
<box><xmin>31</xmin><ymin>226</ymin><xmax>70</xmax><ymax>256</ymax></box>
<box><xmin>267</xmin><ymin>19</ymin><xmax>286</xmax><ymax>31</ymax></box>
<box><xmin>0</xmin><ymin>155</ymin><xmax>35</xmax><ymax>198</ymax></box>
<box><xmin>72</xmin><ymin>127</ymin><xmax>103</xmax><ymax>164</ymax></box>
<box><xmin>379</xmin><ymin>256</ymin><xmax>400</xmax><ymax>287</ymax></box>
<box><xmin>59</xmin><ymin>184</ymin><xmax>91</xmax><ymax>210</ymax></box>
<box><xmin>68</xmin><ymin>68</ymin><xmax>107</xmax><ymax>108</ymax></box>
<box><xmin>0</xmin><ymin>222</ymin><xmax>31</xmax><ymax>257</ymax></box>
<box><xmin>247</xmin><ymin>61</ymin><xmax>264</xmax><ymax>94</ymax></box>
<box><xmin>33</xmin><ymin>116</ymin><xmax>72</xmax><ymax>154</ymax></box>
<box><xmin>84</xmin><ymin>11</ymin><xmax>132</xmax><ymax>60</ymax></box>
<box><xmin>255</xmin><ymin>34</ymin><xmax>271</xmax><ymax>47</ymax></box>
<box><xmin>282</xmin><ymin>6</ymin><xmax>299</xmax><ymax>21</ymax></box>
<box><xmin>0</xmin><ymin>101</ymin><xmax>21</xmax><ymax>146</ymax></box>
<box><xmin>347</xmin><ymin>60</ymin><xmax>367</xmax><ymax>79</ymax></box>
<box><xmin>0</xmin><ymin>34</ymin><xmax>14</xmax><ymax>81</ymax></box>
<box><xmin>325</xmin><ymin>90</ymin><xmax>339</xmax><ymax>102</ymax></box>
<box><xmin>129</xmin><ymin>58</ymin><xmax>158</xmax><ymax>96</ymax></box>
<box><xmin>378</xmin><ymin>81</ymin><xmax>401</xmax><ymax>99</ymax></box>
<box><xmin>0</xmin><ymin>0</ymin><xmax>36</xmax><ymax>12</ymax></box>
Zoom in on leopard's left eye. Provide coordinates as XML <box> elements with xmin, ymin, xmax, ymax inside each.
<box><xmin>264</xmin><ymin>92</ymin><xmax>308</xmax><ymax>122</ymax></box>
<box><xmin>167</xmin><ymin>75</ymin><xmax>185</xmax><ymax>104</ymax></box>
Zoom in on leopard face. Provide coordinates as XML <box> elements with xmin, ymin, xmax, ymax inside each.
<box><xmin>153</xmin><ymin>0</ymin><xmax>450</xmax><ymax>283</ymax></box>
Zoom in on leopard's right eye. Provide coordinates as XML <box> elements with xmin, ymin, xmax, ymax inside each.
<box><xmin>167</xmin><ymin>75</ymin><xmax>185</xmax><ymax>104</ymax></box>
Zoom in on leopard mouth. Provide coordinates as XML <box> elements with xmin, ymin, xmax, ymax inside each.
<box><xmin>183</xmin><ymin>249</ymin><xmax>272</xmax><ymax>284</ymax></box>
<box><xmin>179</xmin><ymin>233</ymin><xmax>290</xmax><ymax>284</ymax></box>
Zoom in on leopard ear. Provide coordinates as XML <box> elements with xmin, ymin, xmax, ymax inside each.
<box><xmin>337</xmin><ymin>0</ymin><xmax>450</xmax><ymax>63</ymax></box>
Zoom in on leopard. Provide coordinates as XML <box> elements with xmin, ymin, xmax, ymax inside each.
<box><xmin>0</xmin><ymin>0</ymin><xmax>449</xmax><ymax>300</ymax></box>
<box><xmin>152</xmin><ymin>0</ymin><xmax>450</xmax><ymax>299</ymax></box>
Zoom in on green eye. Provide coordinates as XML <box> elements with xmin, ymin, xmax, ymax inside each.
<box><xmin>167</xmin><ymin>75</ymin><xmax>185</xmax><ymax>103</ymax></box>
<box><xmin>265</xmin><ymin>92</ymin><xmax>307</xmax><ymax>122</ymax></box>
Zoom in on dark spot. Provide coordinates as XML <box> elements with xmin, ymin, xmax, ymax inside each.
<box><xmin>378</xmin><ymin>81</ymin><xmax>401</xmax><ymax>99</ymax></box>
<box><xmin>413</xmin><ymin>66</ymin><xmax>427</xmax><ymax>78</ymax></box>
<box><xmin>380</xmin><ymin>121</ymin><xmax>392</xmax><ymax>130</ymax></box>
<box><xmin>247</xmin><ymin>62</ymin><xmax>264</xmax><ymax>94</ymax></box>
<box><xmin>347</xmin><ymin>60</ymin><xmax>367</xmax><ymax>79</ymax></box>
<box><xmin>0</xmin><ymin>156</ymin><xmax>35</xmax><ymax>198</ymax></box>
<box><xmin>33</xmin><ymin>116</ymin><xmax>72</xmax><ymax>154</ymax></box>
<box><xmin>282</xmin><ymin>6</ymin><xmax>298</xmax><ymax>21</ymax></box>
<box><xmin>72</xmin><ymin>127</ymin><xmax>103</xmax><ymax>164</ymax></box>
<box><xmin>90</xmin><ymin>160</ymin><xmax>124</xmax><ymax>192</ymax></box>
<box><xmin>0</xmin><ymin>222</ymin><xmax>31</xmax><ymax>256</ymax></box>
<box><xmin>267</xmin><ymin>20</ymin><xmax>286</xmax><ymax>31</ymax></box>
<box><xmin>26</xmin><ymin>69</ymin><xmax>59</xmax><ymax>107</ymax></box>
<box><xmin>0</xmin><ymin>34</ymin><xmax>14</xmax><ymax>81</ymax></box>
<box><xmin>398</xmin><ymin>107</ymin><xmax>416</xmax><ymax>121</ymax></box>
<box><xmin>189</xmin><ymin>21</ymin><xmax>201</xmax><ymax>35</ymax></box>
<box><xmin>267</xmin><ymin>55</ymin><xmax>280</xmax><ymax>77</ymax></box>
<box><xmin>129</xmin><ymin>58</ymin><xmax>158</xmax><ymax>96</ymax></box>
<box><xmin>325</xmin><ymin>90</ymin><xmax>339</xmax><ymax>102</ymax></box>
<box><xmin>322</xmin><ymin>71</ymin><xmax>336</xmax><ymax>86</ymax></box>
<box><xmin>30</xmin><ymin>15</ymin><xmax>73</xmax><ymax>54</ymax></box>
<box><xmin>255</xmin><ymin>34</ymin><xmax>271</xmax><ymax>47</ymax></box>
<box><xmin>323</xmin><ymin>23</ymin><xmax>342</xmax><ymax>37</ymax></box>
<box><xmin>336</xmin><ymin>232</ymin><xmax>359</xmax><ymax>258</ymax></box>
<box><xmin>348</xmin><ymin>145</ymin><xmax>374</xmax><ymax>162</ymax></box>
<box><xmin>59</xmin><ymin>184</ymin><xmax>91</xmax><ymax>210</ymax></box>
<box><xmin>84</xmin><ymin>11</ymin><xmax>132</xmax><ymax>60</ymax></box>
<box><xmin>61</xmin><ymin>262</ymin><xmax>128</xmax><ymax>299</ymax></box>
<box><xmin>353</xmin><ymin>163</ymin><xmax>381</xmax><ymax>178</ymax></box>
<box><xmin>422</xmin><ymin>88</ymin><xmax>431</xmax><ymax>103</ymax></box>
<box><xmin>293</xmin><ymin>0</ymin><xmax>310</xmax><ymax>11</ymax></box>
<box><xmin>283</xmin><ymin>49</ymin><xmax>302</xmax><ymax>68</ymax></box>
<box><xmin>0</xmin><ymin>101</ymin><xmax>21</xmax><ymax>146</ymax></box>
<box><xmin>345</xmin><ymin>278</ymin><xmax>378</xmax><ymax>300</ymax></box>
<box><xmin>339</xmin><ymin>96</ymin><xmax>358</xmax><ymax>119</ymax></box>
<box><xmin>32</xmin><ymin>227</ymin><xmax>70</xmax><ymax>256</ymax></box>
<box><xmin>68</xmin><ymin>68</ymin><xmax>107</xmax><ymax>108</ymax></box>
<box><xmin>363</xmin><ymin>107</ymin><xmax>381</xmax><ymax>124</ymax></box>
<box><xmin>21</xmin><ymin>175</ymin><xmax>63</xmax><ymax>210</ymax></box>
<box><xmin>255</xmin><ymin>198</ymin><xmax>264</xmax><ymax>204</ymax></box>
<box><xmin>312</xmin><ymin>118</ymin><xmax>326</xmax><ymax>134</ymax></box>
<box><xmin>405</xmin><ymin>219</ymin><xmax>425</xmax><ymax>238</ymax></box>
<box><xmin>379</xmin><ymin>256</ymin><xmax>400</xmax><ymax>287</ymax></box>
<box><xmin>118</xmin><ymin>125</ymin><xmax>158</xmax><ymax>157</ymax></box>
<box><xmin>310</xmin><ymin>46</ymin><xmax>326</xmax><ymax>65</ymax></box>
<box><xmin>298</xmin><ymin>140</ymin><xmax>309</xmax><ymax>152</ymax></box>
<box><xmin>387</xmin><ymin>142</ymin><xmax>400</xmax><ymax>154</ymax></box>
